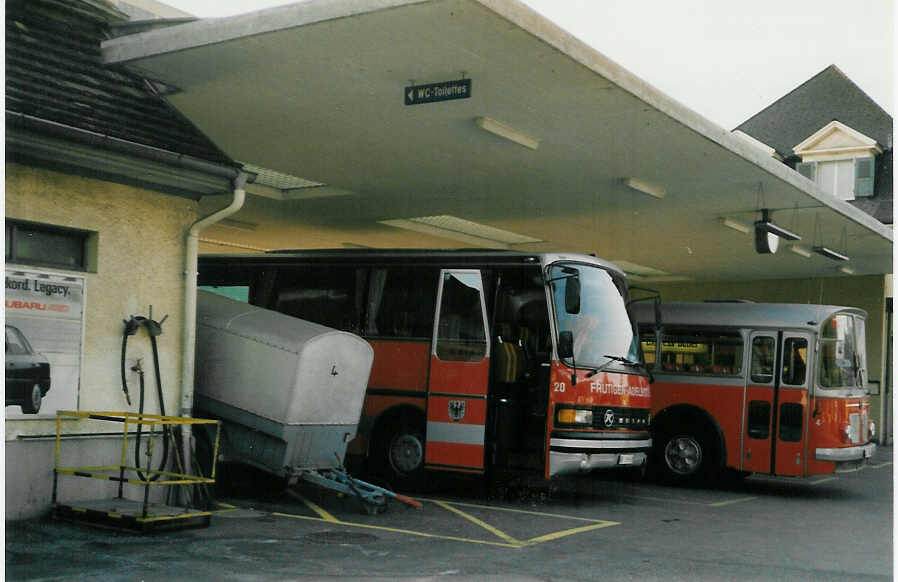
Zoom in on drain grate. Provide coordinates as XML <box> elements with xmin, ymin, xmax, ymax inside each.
<box><xmin>304</xmin><ymin>531</ymin><xmax>378</xmax><ymax>545</ymax></box>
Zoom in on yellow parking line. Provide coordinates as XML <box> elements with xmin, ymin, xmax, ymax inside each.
<box><xmin>431</xmin><ymin>500</ymin><xmax>523</xmax><ymax>546</ymax></box>
<box><xmin>626</xmin><ymin>495</ymin><xmax>708</xmax><ymax>506</ymax></box>
<box><xmin>286</xmin><ymin>489</ymin><xmax>339</xmax><ymax>523</ymax></box>
<box><xmin>810</xmin><ymin>477</ymin><xmax>838</xmax><ymax>485</ymax></box>
<box><xmin>708</xmin><ymin>497</ymin><xmax>757</xmax><ymax>507</ymax></box>
<box><xmin>526</xmin><ymin>521</ymin><xmax>618</xmax><ymax>545</ymax></box>
<box><xmin>273</xmin><ymin>511</ymin><xmax>521</xmax><ymax>548</ymax></box>
<box><xmin>267</xmin><ymin>495</ymin><xmax>623</xmax><ymax>549</ymax></box>
<box><xmin>417</xmin><ymin>498</ymin><xmax>618</xmax><ymax>523</ymax></box>
<box><xmin>212</xmin><ymin>502</ymin><xmax>238</xmax><ymax>514</ymax></box>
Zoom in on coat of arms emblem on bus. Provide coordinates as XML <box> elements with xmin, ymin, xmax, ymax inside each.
<box><xmin>448</xmin><ymin>400</ymin><xmax>466</xmax><ymax>421</ymax></box>
<box><xmin>603</xmin><ymin>409</ymin><xmax>615</xmax><ymax>428</ymax></box>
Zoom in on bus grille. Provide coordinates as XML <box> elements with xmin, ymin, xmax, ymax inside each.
<box><xmin>592</xmin><ymin>406</ymin><xmax>651</xmax><ymax>430</ymax></box>
<box><xmin>849</xmin><ymin>412</ymin><xmax>868</xmax><ymax>443</ymax></box>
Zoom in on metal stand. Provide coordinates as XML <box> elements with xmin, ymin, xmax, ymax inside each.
<box><xmin>52</xmin><ymin>410</ymin><xmax>221</xmax><ymax>532</ymax></box>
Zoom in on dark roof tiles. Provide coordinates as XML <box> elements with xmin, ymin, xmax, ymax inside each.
<box><xmin>6</xmin><ymin>0</ymin><xmax>233</xmax><ymax>166</ymax></box>
<box><xmin>735</xmin><ymin>65</ymin><xmax>893</xmax><ymax>157</ymax></box>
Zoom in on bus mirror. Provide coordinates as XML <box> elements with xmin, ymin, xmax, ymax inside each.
<box><xmin>565</xmin><ymin>278</ymin><xmax>581</xmax><ymax>314</ymax></box>
<box><xmin>558</xmin><ymin>331</ymin><xmax>574</xmax><ymax>359</ymax></box>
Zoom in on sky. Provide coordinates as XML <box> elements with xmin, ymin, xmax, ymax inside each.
<box><xmin>156</xmin><ymin>0</ymin><xmax>894</xmax><ymax>130</ymax></box>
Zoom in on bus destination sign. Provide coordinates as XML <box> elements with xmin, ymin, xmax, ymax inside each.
<box><xmin>404</xmin><ymin>79</ymin><xmax>472</xmax><ymax>106</ymax></box>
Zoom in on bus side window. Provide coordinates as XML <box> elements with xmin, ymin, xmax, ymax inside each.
<box><xmin>200</xmin><ymin>285</ymin><xmax>249</xmax><ymax>303</ymax></box>
<box><xmin>658</xmin><ymin>328</ymin><xmax>743</xmax><ymax>376</ymax></box>
<box><xmin>370</xmin><ymin>267</ymin><xmax>438</xmax><ymax>339</ymax></box>
<box><xmin>639</xmin><ymin>328</ymin><xmax>656</xmax><ymax>369</ymax></box>
<box><xmin>274</xmin><ymin>267</ymin><xmax>361</xmax><ymax>332</ymax></box>
<box><xmin>750</xmin><ymin>336</ymin><xmax>775</xmax><ymax>383</ymax></box>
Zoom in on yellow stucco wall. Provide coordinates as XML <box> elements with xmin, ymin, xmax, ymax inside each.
<box><xmin>5</xmin><ymin>163</ymin><xmax>198</xmax><ymax>439</ymax></box>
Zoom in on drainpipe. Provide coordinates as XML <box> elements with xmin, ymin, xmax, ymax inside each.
<box><xmin>180</xmin><ymin>172</ymin><xmax>249</xmax><ymax>478</ymax></box>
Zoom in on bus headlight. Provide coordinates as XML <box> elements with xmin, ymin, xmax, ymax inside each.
<box><xmin>557</xmin><ymin>408</ymin><xmax>593</xmax><ymax>426</ymax></box>
<box><xmin>842</xmin><ymin>424</ymin><xmax>857</xmax><ymax>443</ymax></box>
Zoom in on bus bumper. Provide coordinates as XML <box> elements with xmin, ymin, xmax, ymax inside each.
<box><xmin>548</xmin><ymin>435</ymin><xmax>652</xmax><ymax>477</ymax></box>
<box><xmin>815</xmin><ymin>442</ymin><xmax>876</xmax><ymax>465</ymax></box>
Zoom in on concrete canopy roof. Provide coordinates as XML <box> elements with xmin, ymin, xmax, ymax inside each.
<box><xmin>101</xmin><ymin>0</ymin><xmax>892</xmax><ymax>282</ymax></box>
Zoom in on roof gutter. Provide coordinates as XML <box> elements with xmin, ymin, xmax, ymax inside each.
<box><xmin>6</xmin><ymin>111</ymin><xmax>242</xmax><ymax>181</ymax></box>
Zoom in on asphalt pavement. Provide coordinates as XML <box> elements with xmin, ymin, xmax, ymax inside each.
<box><xmin>5</xmin><ymin>446</ymin><xmax>893</xmax><ymax>581</ymax></box>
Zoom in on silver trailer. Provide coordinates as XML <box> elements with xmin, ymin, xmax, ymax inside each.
<box><xmin>195</xmin><ymin>289</ymin><xmax>373</xmax><ymax>477</ymax></box>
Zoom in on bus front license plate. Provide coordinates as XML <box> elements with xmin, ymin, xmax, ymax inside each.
<box><xmin>618</xmin><ymin>454</ymin><xmax>635</xmax><ymax>465</ymax></box>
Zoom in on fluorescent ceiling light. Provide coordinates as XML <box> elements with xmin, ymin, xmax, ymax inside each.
<box><xmin>218</xmin><ymin>218</ymin><xmax>258</xmax><ymax>231</ymax></box>
<box><xmin>624</xmin><ymin>177</ymin><xmax>665</xmax><ymax>199</ymax></box>
<box><xmin>788</xmin><ymin>245</ymin><xmax>812</xmax><ymax>258</ymax></box>
<box><xmin>380</xmin><ymin>215</ymin><xmax>542</xmax><ymax>248</ymax></box>
<box><xmin>813</xmin><ymin>246</ymin><xmax>850</xmax><ymax>261</ymax></box>
<box><xmin>610</xmin><ymin>260</ymin><xmax>669</xmax><ymax>278</ymax></box>
<box><xmin>242</xmin><ymin>163</ymin><xmax>323</xmax><ymax>190</ymax></box>
<box><xmin>720</xmin><ymin>218</ymin><xmax>750</xmax><ymax>234</ymax></box>
<box><xmin>475</xmin><ymin>117</ymin><xmax>540</xmax><ymax>150</ymax></box>
<box><xmin>838</xmin><ymin>265</ymin><xmax>856</xmax><ymax>275</ymax></box>
<box><xmin>639</xmin><ymin>275</ymin><xmax>694</xmax><ymax>284</ymax></box>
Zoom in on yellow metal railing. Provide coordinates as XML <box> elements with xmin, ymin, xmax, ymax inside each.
<box><xmin>53</xmin><ymin>411</ymin><xmax>221</xmax><ymax>522</ymax></box>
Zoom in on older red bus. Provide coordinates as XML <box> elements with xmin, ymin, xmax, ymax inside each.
<box><xmin>634</xmin><ymin>301</ymin><xmax>876</xmax><ymax>483</ymax></box>
<box><xmin>199</xmin><ymin>250</ymin><xmax>652</xmax><ymax>487</ymax></box>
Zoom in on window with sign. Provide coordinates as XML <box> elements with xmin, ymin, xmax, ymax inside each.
<box><xmin>651</xmin><ymin>327</ymin><xmax>744</xmax><ymax>376</ymax></box>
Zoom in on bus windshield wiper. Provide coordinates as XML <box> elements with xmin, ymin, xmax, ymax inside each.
<box><xmin>585</xmin><ymin>354</ymin><xmax>640</xmax><ymax>377</ymax></box>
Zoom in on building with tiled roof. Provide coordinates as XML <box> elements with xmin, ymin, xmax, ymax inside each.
<box><xmin>734</xmin><ymin>65</ymin><xmax>892</xmax><ymax>224</ymax></box>
<box><xmin>5</xmin><ymin>0</ymin><xmax>246</xmax><ymax>521</ymax></box>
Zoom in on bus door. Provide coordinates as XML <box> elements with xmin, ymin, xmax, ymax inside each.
<box><xmin>425</xmin><ymin>270</ymin><xmax>491</xmax><ymax>473</ymax></box>
<box><xmin>774</xmin><ymin>332</ymin><xmax>811</xmax><ymax>476</ymax></box>
<box><xmin>742</xmin><ymin>332</ymin><xmax>777</xmax><ymax>473</ymax></box>
<box><xmin>742</xmin><ymin>331</ymin><xmax>811</xmax><ymax>476</ymax></box>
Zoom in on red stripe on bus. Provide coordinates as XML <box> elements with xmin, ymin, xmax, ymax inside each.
<box><xmin>425</xmin><ymin>441</ymin><xmax>484</xmax><ymax>468</ymax></box>
<box><xmin>428</xmin><ymin>357</ymin><xmax>490</xmax><ymax>396</ymax></box>
<box><xmin>368</xmin><ymin>340</ymin><xmax>430</xmax><ymax>390</ymax></box>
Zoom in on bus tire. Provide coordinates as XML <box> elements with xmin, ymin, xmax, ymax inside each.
<box><xmin>374</xmin><ymin>413</ymin><xmax>426</xmax><ymax>491</ymax></box>
<box><xmin>656</xmin><ymin>429</ymin><xmax>717</xmax><ymax>485</ymax></box>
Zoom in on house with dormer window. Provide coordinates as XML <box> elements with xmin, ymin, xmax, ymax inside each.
<box><xmin>734</xmin><ymin>65</ymin><xmax>892</xmax><ymax>224</ymax></box>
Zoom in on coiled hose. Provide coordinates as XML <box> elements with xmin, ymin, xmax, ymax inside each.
<box><xmin>121</xmin><ymin>315</ymin><xmax>170</xmax><ymax>481</ymax></box>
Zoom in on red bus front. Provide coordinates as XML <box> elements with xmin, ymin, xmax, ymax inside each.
<box><xmin>544</xmin><ymin>260</ymin><xmax>652</xmax><ymax>478</ymax></box>
<box><xmin>807</xmin><ymin>313</ymin><xmax>876</xmax><ymax>474</ymax></box>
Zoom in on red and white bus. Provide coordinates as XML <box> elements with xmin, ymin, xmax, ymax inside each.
<box><xmin>634</xmin><ymin>301</ymin><xmax>876</xmax><ymax>483</ymax></box>
<box><xmin>198</xmin><ymin>250</ymin><xmax>652</xmax><ymax>487</ymax></box>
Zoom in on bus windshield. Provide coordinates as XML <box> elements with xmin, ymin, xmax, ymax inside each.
<box><xmin>549</xmin><ymin>262</ymin><xmax>638</xmax><ymax>370</ymax></box>
<box><xmin>818</xmin><ymin>314</ymin><xmax>866</xmax><ymax>390</ymax></box>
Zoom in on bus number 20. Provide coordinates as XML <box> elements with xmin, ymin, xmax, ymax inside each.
<box><xmin>553</xmin><ymin>382</ymin><xmax>566</xmax><ymax>393</ymax></box>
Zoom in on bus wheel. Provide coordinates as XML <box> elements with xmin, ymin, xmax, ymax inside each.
<box><xmin>377</xmin><ymin>419</ymin><xmax>426</xmax><ymax>491</ymax></box>
<box><xmin>658</xmin><ymin>432</ymin><xmax>708</xmax><ymax>483</ymax></box>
